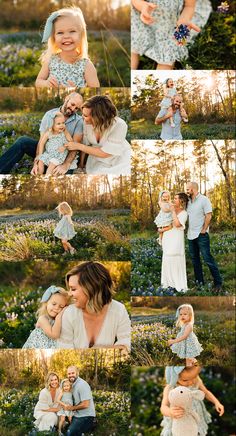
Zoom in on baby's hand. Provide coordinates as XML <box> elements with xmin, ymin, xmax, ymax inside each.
<box><xmin>47</xmin><ymin>75</ymin><xmax>59</xmax><ymax>88</ymax></box>
<box><xmin>140</xmin><ymin>2</ymin><xmax>157</xmax><ymax>25</ymax></box>
<box><xmin>170</xmin><ymin>406</ymin><xmax>185</xmax><ymax>419</ymax></box>
<box><xmin>56</xmin><ymin>307</ymin><xmax>67</xmax><ymax>318</ymax></box>
<box><xmin>57</xmin><ymin>146</ymin><xmax>66</xmax><ymax>153</ymax></box>
<box><xmin>215</xmin><ymin>402</ymin><xmax>224</xmax><ymax>416</ymax></box>
<box><xmin>176</xmin><ymin>20</ymin><xmax>201</xmax><ymax>33</ymax></box>
<box><xmin>167</xmin><ymin>339</ymin><xmax>175</xmax><ymax>346</ymax></box>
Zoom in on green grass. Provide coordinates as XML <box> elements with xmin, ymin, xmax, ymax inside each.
<box><xmin>131</xmin><ymin>119</ymin><xmax>235</xmax><ymax>140</ymax></box>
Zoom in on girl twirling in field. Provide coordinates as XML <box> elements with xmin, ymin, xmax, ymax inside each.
<box><xmin>22</xmin><ymin>286</ymin><xmax>69</xmax><ymax>349</ymax></box>
<box><xmin>168</xmin><ymin>304</ymin><xmax>203</xmax><ymax>366</ymax></box>
<box><xmin>57</xmin><ymin>379</ymin><xmax>74</xmax><ymax>436</ymax></box>
<box><xmin>160</xmin><ymin>78</ymin><xmax>188</xmax><ymax>127</ymax></box>
<box><xmin>160</xmin><ymin>365</ymin><xmax>224</xmax><ymax>435</ymax></box>
<box><xmin>54</xmin><ymin>202</ymin><xmax>76</xmax><ymax>255</ymax></box>
<box><xmin>31</xmin><ymin>112</ymin><xmax>73</xmax><ymax>175</ymax></box>
<box><xmin>36</xmin><ymin>7</ymin><xmax>100</xmax><ymax>88</ymax></box>
<box><xmin>131</xmin><ymin>0</ymin><xmax>212</xmax><ymax>69</ymax></box>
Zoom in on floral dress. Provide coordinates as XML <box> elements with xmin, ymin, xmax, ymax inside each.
<box><xmin>53</xmin><ymin>215</ymin><xmax>76</xmax><ymax>241</ymax></box>
<box><xmin>160</xmin><ymin>88</ymin><xmax>177</xmax><ymax>108</ymax></box>
<box><xmin>57</xmin><ymin>392</ymin><xmax>74</xmax><ymax>417</ymax></box>
<box><xmin>131</xmin><ymin>0</ymin><xmax>212</xmax><ymax>64</ymax></box>
<box><xmin>161</xmin><ymin>383</ymin><xmax>212</xmax><ymax>436</ymax></box>
<box><xmin>22</xmin><ymin>318</ymin><xmax>56</xmax><ymax>349</ymax></box>
<box><xmin>171</xmin><ymin>323</ymin><xmax>203</xmax><ymax>358</ymax></box>
<box><xmin>49</xmin><ymin>55</ymin><xmax>87</xmax><ymax>87</ymax></box>
<box><xmin>39</xmin><ymin>131</ymin><xmax>68</xmax><ymax>166</ymax></box>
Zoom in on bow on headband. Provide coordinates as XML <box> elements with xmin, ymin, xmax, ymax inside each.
<box><xmin>42</xmin><ymin>11</ymin><xmax>60</xmax><ymax>43</ymax></box>
<box><xmin>41</xmin><ymin>285</ymin><xmax>61</xmax><ymax>302</ymax></box>
<box><xmin>165</xmin><ymin>366</ymin><xmax>185</xmax><ymax>387</ymax></box>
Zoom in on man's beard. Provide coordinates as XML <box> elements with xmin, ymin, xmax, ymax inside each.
<box><xmin>63</xmin><ymin>103</ymin><xmax>73</xmax><ymax>116</ymax></box>
<box><xmin>68</xmin><ymin>376</ymin><xmax>77</xmax><ymax>383</ymax></box>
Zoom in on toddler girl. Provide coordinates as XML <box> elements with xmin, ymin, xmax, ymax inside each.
<box><xmin>168</xmin><ymin>304</ymin><xmax>203</xmax><ymax>366</ymax></box>
<box><xmin>57</xmin><ymin>378</ymin><xmax>74</xmax><ymax>435</ymax></box>
<box><xmin>36</xmin><ymin>7</ymin><xmax>100</xmax><ymax>88</ymax></box>
<box><xmin>154</xmin><ymin>190</ymin><xmax>173</xmax><ymax>245</ymax></box>
<box><xmin>32</xmin><ymin>112</ymin><xmax>73</xmax><ymax>175</ymax></box>
<box><xmin>22</xmin><ymin>286</ymin><xmax>69</xmax><ymax>349</ymax></box>
<box><xmin>54</xmin><ymin>202</ymin><xmax>76</xmax><ymax>255</ymax></box>
<box><xmin>160</xmin><ymin>365</ymin><xmax>224</xmax><ymax>435</ymax></box>
<box><xmin>160</xmin><ymin>78</ymin><xmax>188</xmax><ymax>127</ymax></box>
<box><xmin>131</xmin><ymin>0</ymin><xmax>212</xmax><ymax>69</ymax></box>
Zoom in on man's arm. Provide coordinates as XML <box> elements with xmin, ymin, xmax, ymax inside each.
<box><xmin>64</xmin><ymin>400</ymin><xmax>90</xmax><ymax>411</ymax></box>
<box><xmin>201</xmin><ymin>212</ymin><xmax>212</xmax><ymax>233</ymax></box>
<box><xmin>155</xmin><ymin>108</ymin><xmax>173</xmax><ymax>125</ymax></box>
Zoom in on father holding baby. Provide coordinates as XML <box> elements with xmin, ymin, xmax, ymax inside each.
<box><xmin>0</xmin><ymin>92</ymin><xmax>83</xmax><ymax>175</ymax></box>
<box><xmin>155</xmin><ymin>94</ymin><xmax>187</xmax><ymax>140</ymax></box>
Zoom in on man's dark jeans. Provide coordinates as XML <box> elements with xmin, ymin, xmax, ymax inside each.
<box><xmin>188</xmin><ymin>233</ymin><xmax>222</xmax><ymax>287</ymax></box>
<box><xmin>66</xmin><ymin>416</ymin><xmax>95</xmax><ymax>436</ymax></box>
<box><xmin>0</xmin><ymin>136</ymin><xmax>38</xmax><ymax>174</ymax></box>
<box><xmin>0</xmin><ymin>135</ymin><xmax>74</xmax><ymax>174</ymax></box>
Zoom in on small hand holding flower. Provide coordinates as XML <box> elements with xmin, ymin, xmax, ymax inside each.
<box><xmin>140</xmin><ymin>2</ymin><xmax>157</xmax><ymax>25</ymax></box>
<box><xmin>168</xmin><ymin>339</ymin><xmax>175</xmax><ymax>346</ymax></box>
<box><xmin>47</xmin><ymin>75</ymin><xmax>59</xmax><ymax>88</ymax></box>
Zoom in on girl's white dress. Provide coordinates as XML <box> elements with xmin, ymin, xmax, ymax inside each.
<box><xmin>39</xmin><ymin>131</ymin><xmax>69</xmax><ymax>167</ymax></box>
<box><xmin>53</xmin><ymin>215</ymin><xmax>76</xmax><ymax>241</ymax></box>
<box><xmin>83</xmin><ymin>117</ymin><xmax>131</xmax><ymax>175</ymax></box>
<box><xmin>57</xmin><ymin>392</ymin><xmax>74</xmax><ymax>417</ymax></box>
<box><xmin>160</xmin><ymin>88</ymin><xmax>177</xmax><ymax>108</ymax></box>
<box><xmin>57</xmin><ymin>299</ymin><xmax>131</xmax><ymax>349</ymax></box>
<box><xmin>161</xmin><ymin>382</ymin><xmax>211</xmax><ymax>436</ymax></box>
<box><xmin>131</xmin><ymin>0</ymin><xmax>212</xmax><ymax>64</ymax></box>
<box><xmin>161</xmin><ymin>210</ymin><xmax>187</xmax><ymax>292</ymax></box>
<box><xmin>171</xmin><ymin>323</ymin><xmax>203</xmax><ymax>358</ymax></box>
<box><xmin>49</xmin><ymin>55</ymin><xmax>87</xmax><ymax>87</ymax></box>
<box><xmin>34</xmin><ymin>387</ymin><xmax>60</xmax><ymax>431</ymax></box>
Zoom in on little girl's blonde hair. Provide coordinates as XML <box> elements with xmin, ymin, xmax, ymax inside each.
<box><xmin>37</xmin><ymin>287</ymin><xmax>69</xmax><ymax>318</ymax></box>
<box><xmin>176</xmin><ymin>304</ymin><xmax>194</xmax><ymax>327</ymax></box>
<box><xmin>49</xmin><ymin>112</ymin><xmax>65</xmax><ymax>131</ymax></box>
<box><xmin>41</xmin><ymin>7</ymin><xmax>88</xmax><ymax>63</ymax></box>
<box><xmin>56</xmin><ymin>202</ymin><xmax>73</xmax><ymax>216</ymax></box>
<box><xmin>61</xmin><ymin>378</ymin><xmax>72</xmax><ymax>391</ymax></box>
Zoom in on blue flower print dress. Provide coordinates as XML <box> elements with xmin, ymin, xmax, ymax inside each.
<box><xmin>171</xmin><ymin>323</ymin><xmax>203</xmax><ymax>358</ymax></box>
<box><xmin>22</xmin><ymin>318</ymin><xmax>56</xmax><ymax>349</ymax></box>
<box><xmin>160</xmin><ymin>88</ymin><xmax>177</xmax><ymax>108</ymax></box>
<box><xmin>53</xmin><ymin>215</ymin><xmax>76</xmax><ymax>241</ymax></box>
<box><xmin>39</xmin><ymin>131</ymin><xmax>68</xmax><ymax>166</ymax></box>
<box><xmin>161</xmin><ymin>383</ymin><xmax>212</xmax><ymax>436</ymax></box>
<box><xmin>131</xmin><ymin>0</ymin><xmax>212</xmax><ymax>64</ymax></box>
<box><xmin>49</xmin><ymin>55</ymin><xmax>87</xmax><ymax>87</ymax></box>
<box><xmin>57</xmin><ymin>392</ymin><xmax>74</xmax><ymax>417</ymax></box>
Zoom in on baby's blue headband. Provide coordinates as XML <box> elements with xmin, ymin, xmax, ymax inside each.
<box><xmin>165</xmin><ymin>366</ymin><xmax>185</xmax><ymax>386</ymax></box>
<box><xmin>42</xmin><ymin>11</ymin><xmax>60</xmax><ymax>42</ymax></box>
<box><xmin>41</xmin><ymin>285</ymin><xmax>61</xmax><ymax>302</ymax></box>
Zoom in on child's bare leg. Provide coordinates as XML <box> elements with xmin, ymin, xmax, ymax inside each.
<box><xmin>68</xmin><ymin>416</ymin><xmax>72</xmax><ymax>423</ymax></box>
<box><xmin>58</xmin><ymin>415</ymin><xmax>65</xmax><ymax>432</ymax></box>
<box><xmin>61</xmin><ymin>239</ymin><xmax>70</xmax><ymax>252</ymax></box>
<box><xmin>37</xmin><ymin>160</ymin><xmax>45</xmax><ymax>175</ymax></box>
<box><xmin>46</xmin><ymin>162</ymin><xmax>57</xmax><ymax>175</ymax></box>
<box><xmin>157</xmin><ymin>64</ymin><xmax>173</xmax><ymax>70</ymax></box>
<box><xmin>131</xmin><ymin>52</ymin><xmax>140</xmax><ymax>69</ymax></box>
<box><xmin>180</xmin><ymin>107</ymin><xmax>188</xmax><ymax>122</ymax></box>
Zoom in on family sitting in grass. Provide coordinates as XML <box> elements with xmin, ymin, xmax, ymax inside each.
<box><xmin>33</xmin><ymin>366</ymin><xmax>96</xmax><ymax>435</ymax></box>
<box><xmin>0</xmin><ymin>93</ymin><xmax>131</xmax><ymax>176</ymax></box>
<box><xmin>154</xmin><ymin>182</ymin><xmax>223</xmax><ymax>293</ymax></box>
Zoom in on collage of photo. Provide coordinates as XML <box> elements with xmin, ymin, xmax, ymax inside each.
<box><xmin>0</xmin><ymin>1</ymin><xmax>235</xmax><ymax>435</ymax></box>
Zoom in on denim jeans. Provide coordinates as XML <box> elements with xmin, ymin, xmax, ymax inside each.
<box><xmin>0</xmin><ymin>136</ymin><xmax>38</xmax><ymax>173</ymax></box>
<box><xmin>66</xmin><ymin>416</ymin><xmax>95</xmax><ymax>436</ymax></box>
<box><xmin>188</xmin><ymin>233</ymin><xmax>222</xmax><ymax>287</ymax></box>
<box><xmin>0</xmin><ymin>135</ymin><xmax>74</xmax><ymax>174</ymax></box>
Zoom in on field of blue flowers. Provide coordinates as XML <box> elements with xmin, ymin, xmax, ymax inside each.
<box><xmin>131</xmin><ymin>311</ymin><xmax>235</xmax><ymax>366</ymax></box>
<box><xmin>131</xmin><ymin>366</ymin><xmax>236</xmax><ymax>436</ymax></box>
<box><xmin>0</xmin><ymin>388</ymin><xmax>130</xmax><ymax>435</ymax></box>
<box><xmin>131</xmin><ymin>232</ymin><xmax>235</xmax><ymax>295</ymax></box>
<box><xmin>0</xmin><ymin>31</ymin><xmax>130</xmax><ymax>87</ymax></box>
<box><xmin>0</xmin><ymin>211</ymin><xmax>130</xmax><ymax>261</ymax></box>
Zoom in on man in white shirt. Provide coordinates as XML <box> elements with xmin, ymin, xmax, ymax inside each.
<box><xmin>186</xmin><ymin>182</ymin><xmax>223</xmax><ymax>292</ymax></box>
